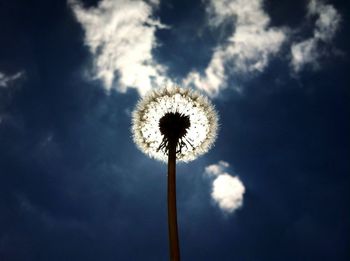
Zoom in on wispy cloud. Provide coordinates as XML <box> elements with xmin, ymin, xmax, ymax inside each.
<box><xmin>205</xmin><ymin>161</ymin><xmax>245</xmax><ymax>214</ymax></box>
<box><xmin>69</xmin><ymin>0</ymin><xmax>172</xmax><ymax>96</ymax></box>
<box><xmin>290</xmin><ymin>0</ymin><xmax>341</xmax><ymax>73</ymax></box>
<box><xmin>184</xmin><ymin>0</ymin><xmax>287</xmax><ymax>97</ymax></box>
<box><xmin>0</xmin><ymin>71</ymin><xmax>24</xmax><ymax>88</ymax></box>
<box><xmin>70</xmin><ymin>0</ymin><xmax>341</xmax><ymax>98</ymax></box>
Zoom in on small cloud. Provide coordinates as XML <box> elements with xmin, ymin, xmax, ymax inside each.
<box><xmin>69</xmin><ymin>0</ymin><xmax>172</xmax><ymax>96</ymax></box>
<box><xmin>291</xmin><ymin>39</ymin><xmax>318</xmax><ymax>72</ymax></box>
<box><xmin>184</xmin><ymin>0</ymin><xmax>287</xmax><ymax>97</ymax></box>
<box><xmin>290</xmin><ymin>0</ymin><xmax>341</xmax><ymax>72</ymax></box>
<box><xmin>205</xmin><ymin>160</ymin><xmax>229</xmax><ymax>177</ymax></box>
<box><xmin>211</xmin><ymin>174</ymin><xmax>245</xmax><ymax>214</ymax></box>
<box><xmin>204</xmin><ymin>161</ymin><xmax>245</xmax><ymax>214</ymax></box>
<box><xmin>0</xmin><ymin>71</ymin><xmax>24</xmax><ymax>87</ymax></box>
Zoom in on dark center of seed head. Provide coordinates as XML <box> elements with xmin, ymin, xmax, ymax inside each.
<box><xmin>159</xmin><ymin>112</ymin><xmax>190</xmax><ymax>143</ymax></box>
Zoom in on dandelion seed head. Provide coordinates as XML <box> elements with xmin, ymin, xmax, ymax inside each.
<box><xmin>132</xmin><ymin>86</ymin><xmax>219</xmax><ymax>162</ymax></box>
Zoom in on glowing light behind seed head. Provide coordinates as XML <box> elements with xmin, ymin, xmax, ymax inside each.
<box><xmin>132</xmin><ymin>86</ymin><xmax>219</xmax><ymax>162</ymax></box>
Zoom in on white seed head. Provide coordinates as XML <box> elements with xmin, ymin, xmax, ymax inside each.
<box><xmin>132</xmin><ymin>86</ymin><xmax>219</xmax><ymax>162</ymax></box>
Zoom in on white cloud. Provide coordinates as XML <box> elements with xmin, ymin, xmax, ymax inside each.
<box><xmin>184</xmin><ymin>0</ymin><xmax>287</xmax><ymax>97</ymax></box>
<box><xmin>290</xmin><ymin>0</ymin><xmax>341</xmax><ymax>72</ymax></box>
<box><xmin>309</xmin><ymin>0</ymin><xmax>340</xmax><ymax>42</ymax></box>
<box><xmin>0</xmin><ymin>71</ymin><xmax>23</xmax><ymax>87</ymax></box>
<box><xmin>70</xmin><ymin>0</ymin><xmax>341</xmax><ymax>98</ymax></box>
<box><xmin>291</xmin><ymin>39</ymin><xmax>318</xmax><ymax>72</ymax></box>
<box><xmin>69</xmin><ymin>0</ymin><xmax>171</xmax><ymax>96</ymax></box>
<box><xmin>211</xmin><ymin>174</ymin><xmax>245</xmax><ymax>214</ymax></box>
<box><xmin>204</xmin><ymin>161</ymin><xmax>245</xmax><ymax>214</ymax></box>
<box><xmin>205</xmin><ymin>160</ymin><xmax>229</xmax><ymax>177</ymax></box>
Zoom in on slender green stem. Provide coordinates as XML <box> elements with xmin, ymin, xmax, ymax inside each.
<box><xmin>168</xmin><ymin>139</ymin><xmax>180</xmax><ymax>261</ymax></box>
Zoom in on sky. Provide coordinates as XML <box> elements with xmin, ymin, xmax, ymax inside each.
<box><xmin>0</xmin><ymin>0</ymin><xmax>349</xmax><ymax>260</ymax></box>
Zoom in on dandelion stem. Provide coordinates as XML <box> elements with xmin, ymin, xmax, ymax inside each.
<box><xmin>168</xmin><ymin>138</ymin><xmax>180</xmax><ymax>261</ymax></box>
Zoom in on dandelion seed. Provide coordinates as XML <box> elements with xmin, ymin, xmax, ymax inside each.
<box><xmin>132</xmin><ymin>86</ymin><xmax>218</xmax><ymax>162</ymax></box>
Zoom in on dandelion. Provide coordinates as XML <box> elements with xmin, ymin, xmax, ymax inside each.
<box><xmin>132</xmin><ymin>86</ymin><xmax>218</xmax><ymax>260</ymax></box>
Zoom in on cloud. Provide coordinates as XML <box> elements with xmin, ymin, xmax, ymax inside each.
<box><xmin>184</xmin><ymin>0</ymin><xmax>287</xmax><ymax>97</ymax></box>
<box><xmin>205</xmin><ymin>160</ymin><xmax>229</xmax><ymax>177</ymax></box>
<box><xmin>204</xmin><ymin>161</ymin><xmax>245</xmax><ymax>214</ymax></box>
<box><xmin>290</xmin><ymin>0</ymin><xmax>341</xmax><ymax>72</ymax></box>
<box><xmin>211</xmin><ymin>174</ymin><xmax>245</xmax><ymax>214</ymax></box>
<box><xmin>70</xmin><ymin>0</ymin><xmax>341</xmax><ymax>98</ymax></box>
<box><xmin>69</xmin><ymin>0</ymin><xmax>171</xmax><ymax>96</ymax></box>
<box><xmin>0</xmin><ymin>71</ymin><xmax>23</xmax><ymax>87</ymax></box>
<box><xmin>16</xmin><ymin>193</ymin><xmax>84</xmax><ymax>229</ymax></box>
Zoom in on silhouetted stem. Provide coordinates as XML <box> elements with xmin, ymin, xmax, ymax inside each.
<box><xmin>168</xmin><ymin>139</ymin><xmax>180</xmax><ymax>261</ymax></box>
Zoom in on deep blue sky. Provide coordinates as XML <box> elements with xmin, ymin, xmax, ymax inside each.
<box><xmin>0</xmin><ymin>0</ymin><xmax>349</xmax><ymax>260</ymax></box>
